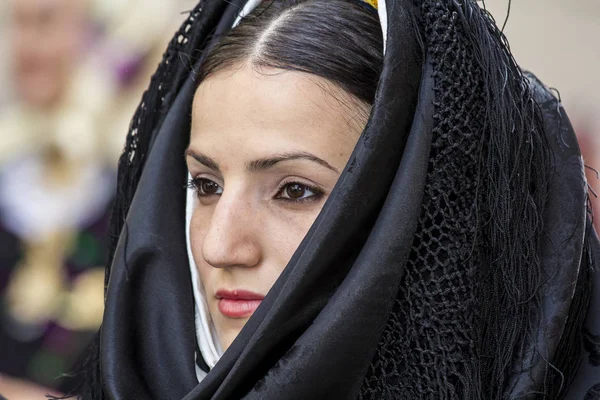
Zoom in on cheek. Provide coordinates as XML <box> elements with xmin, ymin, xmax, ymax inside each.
<box><xmin>267</xmin><ymin>208</ymin><xmax>322</xmax><ymax>274</ymax></box>
<box><xmin>188</xmin><ymin>197</ymin><xmax>324</xmax><ymax>288</ymax></box>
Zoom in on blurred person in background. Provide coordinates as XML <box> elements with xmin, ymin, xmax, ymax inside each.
<box><xmin>0</xmin><ymin>0</ymin><xmax>110</xmax><ymax>397</ymax></box>
<box><xmin>0</xmin><ymin>0</ymin><xmax>181</xmax><ymax>397</ymax></box>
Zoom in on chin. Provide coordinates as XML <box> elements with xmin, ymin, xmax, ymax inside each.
<box><xmin>219</xmin><ymin>330</ymin><xmax>240</xmax><ymax>352</ymax></box>
<box><xmin>217</xmin><ymin>318</ymin><xmax>250</xmax><ymax>351</ymax></box>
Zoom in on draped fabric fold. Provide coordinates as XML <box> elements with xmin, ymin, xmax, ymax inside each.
<box><xmin>102</xmin><ymin>76</ymin><xmax>198</xmax><ymax>399</ymax></box>
<box><xmin>505</xmin><ymin>72</ymin><xmax>590</xmax><ymax>398</ymax></box>
<box><xmin>102</xmin><ymin>2</ymin><xmax>247</xmax><ymax>398</ymax></box>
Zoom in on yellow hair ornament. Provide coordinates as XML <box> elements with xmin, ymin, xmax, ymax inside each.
<box><xmin>363</xmin><ymin>0</ymin><xmax>378</xmax><ymax>9</ymax></box>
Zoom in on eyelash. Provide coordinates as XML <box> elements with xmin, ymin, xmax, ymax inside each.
<box><xmin>275</xmin><ymin>180</ymin><xmax>325</xmax><ymax>203</ymax></box>
<box><xmin>186</xmin><ymin>177</ymin><xmax>325</xmax><ymax>203</ymax></box>
<box><xmin>187</xmin><ymin>177</ymin><xmax>222</xmax><ymax>197</ymax></box>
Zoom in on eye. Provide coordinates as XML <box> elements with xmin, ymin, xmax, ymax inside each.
<box><xmin>189</xmin><ymin>177</ymin><xmax>223</xmax><ymax>197</ymax></box>
<box><xmin>276</xmin><ymin>182</ymin><xmax>324</xmax><ymax>202</ymax></box>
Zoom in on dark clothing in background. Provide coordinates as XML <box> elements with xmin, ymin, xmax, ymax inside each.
<box><xmin>0</xmin><ymin>160</ymin><xmax>112</xmax><ymax>392</ymax></box>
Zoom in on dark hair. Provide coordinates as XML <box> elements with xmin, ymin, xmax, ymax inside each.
<box><xmin>197</xmin><ymin>0</ymin><xmax>384</xmax><ymax>108</ymax></box>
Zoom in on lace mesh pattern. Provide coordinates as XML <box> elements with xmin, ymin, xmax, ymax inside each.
<box><xmin>359</xmin><ymin>1</ymin><xmax>486</xmax><ymax>398</ymax></box>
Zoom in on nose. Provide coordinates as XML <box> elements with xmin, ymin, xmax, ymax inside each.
<box><xmin>200</xmin><ymin>193</ymin><xmax>262</xmax><ymax>269</ymax></box>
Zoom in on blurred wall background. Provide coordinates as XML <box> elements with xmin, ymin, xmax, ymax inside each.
<box><xmin>485</xmin><ymin>0</ymin><xmax>600</xmax><ymax>120</ymax></box>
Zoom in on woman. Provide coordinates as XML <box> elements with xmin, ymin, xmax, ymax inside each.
<box><xmin>68</xmin><ymin>0</ymin><xmax>600</xmax><ymax>399</ymax></box>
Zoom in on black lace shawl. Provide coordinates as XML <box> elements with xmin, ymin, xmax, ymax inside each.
<box><xmin>69</xmin><ymin>0</ymin><xmax>600</xmax><ymax>399</ymax></box>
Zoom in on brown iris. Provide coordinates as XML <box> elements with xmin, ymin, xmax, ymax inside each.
<box><xmin>285</xmin><ymin>183</ymin><xmax>306</xmax><ymax>199</ymax></box>
<box><xmin>200</xmin><ymin>179</ymin><xmax>220</xmax><ymax>195</ymax></box>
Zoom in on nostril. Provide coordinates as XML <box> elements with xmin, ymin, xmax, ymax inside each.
<box><xmin>200</xmin><ymin>216</ymin><xmax>262</xmax><ymax>270</ymax></box>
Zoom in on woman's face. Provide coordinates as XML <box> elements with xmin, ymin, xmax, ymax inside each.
<box><xmin>9</xmin><ymin>0</ymin><xmax>86</xmax><ymax>108</ymax></box>
<box><xmin>187</xmin><ymin>65</ymin><xmax>365</xmax><ymax>350</ymax></box>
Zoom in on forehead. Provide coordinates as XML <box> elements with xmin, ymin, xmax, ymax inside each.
<box><xmin>191</xmin><ymin>64</ymin><xmax>363</xmax><ymax>153</ymax></box>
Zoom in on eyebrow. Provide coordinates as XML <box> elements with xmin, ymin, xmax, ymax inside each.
<box><xmin>185</xmin><ymin>150</ymin><xmax>220</xmax><ymax>171</ymax></box>
<box><xmin>185</xmin><ymin>149</ymin><xmax>339</xmax><ymax>174</ymax></box>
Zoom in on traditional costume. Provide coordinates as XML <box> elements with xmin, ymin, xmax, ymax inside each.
<box><xmin>75</xmin><ymin>1</ymin><xmax>600</xmax><ymax>398</ymax></box>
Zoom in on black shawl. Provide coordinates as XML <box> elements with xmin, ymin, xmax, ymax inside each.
<box><xmin>71</xmin><ymin>0</ymin><xmax>600</xmax><ymax>399</ymax></box>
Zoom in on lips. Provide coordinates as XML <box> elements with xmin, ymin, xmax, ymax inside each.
<box><xmin>216</xmin><ymin>289</ymin><xmax>264</xmax><ymax>318</ymax></box>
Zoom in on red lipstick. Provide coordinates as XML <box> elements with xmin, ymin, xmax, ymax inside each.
<box><xmin>215</xmin><ymin>289</ymin><xmax>264</xmax><ymax>318</ymax></box>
